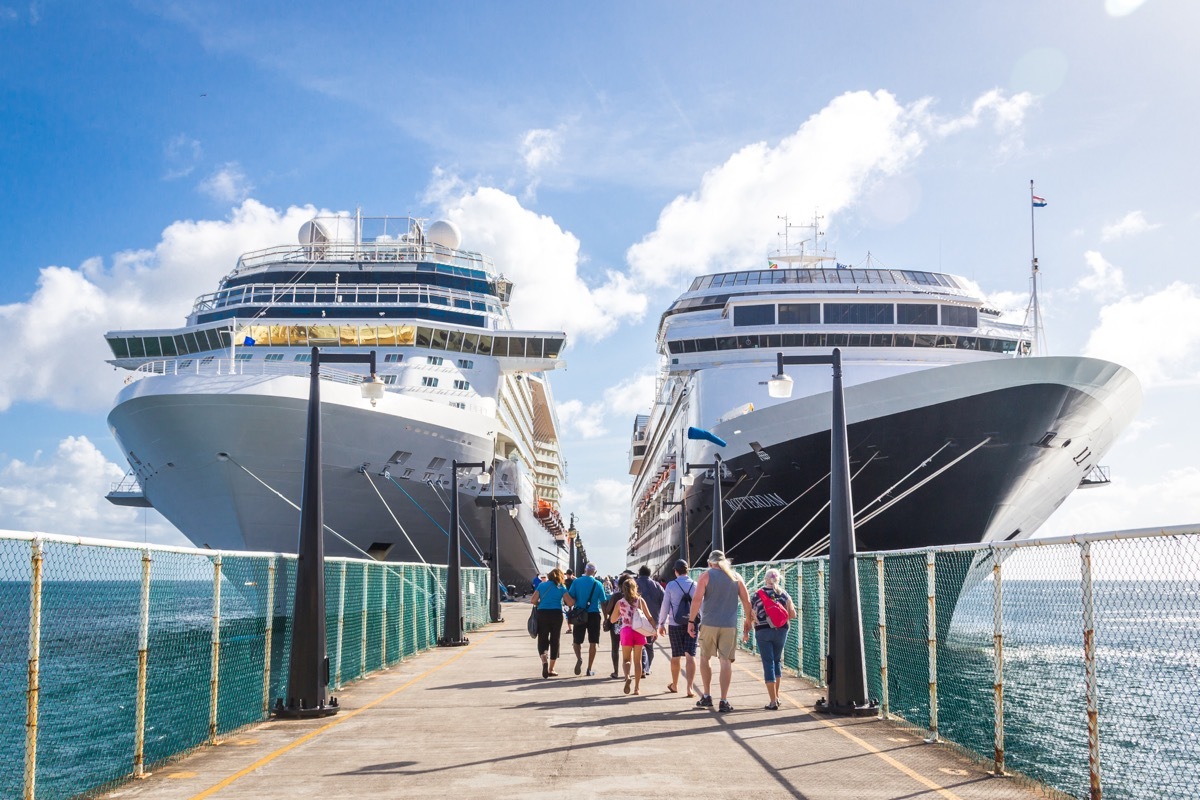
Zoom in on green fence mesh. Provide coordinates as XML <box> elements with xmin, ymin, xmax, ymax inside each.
<box><xmin>0</xmin><ymin>532</ymin><xmax>492</xmax><ymax>800</ymax></box>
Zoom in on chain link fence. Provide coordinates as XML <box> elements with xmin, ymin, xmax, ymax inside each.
<box><xmin>0</xmin><ymin>531</ymin><xmax>490</xmax><ymax>800</ymax></box>
<box><xmin>722</xmin><ymin>529</ymin><xmax>1199</xmax><ymax>800</ymax></box>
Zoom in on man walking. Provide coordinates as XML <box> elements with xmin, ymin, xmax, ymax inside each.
<box><xmin>687</xmin><ymin>551</ymin><xmax>752</xmax><ymax>712</ymax></box>
<box><xmin>657</xmin><ymin>559</ymin><xmax>697</xmax><ymax>697</ymax></box>
<box><xmin>635</xmin><ymin>565</ymin><xmax>665</xmax><ymax>677</ymax></box>
<box><xmin>565</xmin><ymin>563</ymin><xmax>608</xmax><ymax>676</ymax></box>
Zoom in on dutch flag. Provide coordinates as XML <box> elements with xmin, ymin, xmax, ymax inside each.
<box><xmin>1032</xmin><ymin>195</ymin><xmax>1048</xmax><ymax>208</ymax></box>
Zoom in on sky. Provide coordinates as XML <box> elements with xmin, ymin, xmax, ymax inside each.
<box><xmin>2</xmin><ymin>0</ymin><xmax>1200</xmax><ymax>575</ymax></box>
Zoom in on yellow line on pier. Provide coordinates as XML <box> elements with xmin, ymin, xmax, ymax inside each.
<box><xmin>188</xmin><ymin>627</ymin><xmax>501</xmax><ymax>800</ymax></box>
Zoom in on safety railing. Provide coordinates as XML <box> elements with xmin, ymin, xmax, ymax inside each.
<box><xmin>0</xmin><ymin>531</ymin><xmax>490</xmax><ymax>800</ymax></box>
<box><xmin>722</xmin><ymin>528</ymin><xmax>1200</xmax><ymax>800</ymax></box>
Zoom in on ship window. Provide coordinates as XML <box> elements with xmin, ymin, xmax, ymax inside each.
<box><xmin>140</xmin><ymin>337</ymin><xmax>160</xmax><ymax>357</ymax></box>
<box><xmin>527</xmin><ymin>338</ymin><xmax>543</xmax><ymax>358</ymax></box>
<box><xmin>508</xmin><ymin>337</ymin><xmax>526</xmax><ymax>358</ymax></box>
<box><xmin>871</xmin><ymin>333</ymin><xmax>894</xmax><ymax>347</ymax></box>
<box><xmin>544</xmin><ymin>338</ymin><xmax>563</xmax><ymax>359</ymax></box>
<box><xmin>936</xmin><ymin>335</ymin><xmax>957</xmax><ymax>348</ymax></box>
<box><xmin>235</xmin><ymin>352</ymin><xmax>252</xmax><ymax>361</ymax></box>
<box><xmin>941</xmin><ymin>306</ymin><xmax>978</xmax><ymax>327</ymax></box>
<box><xmin>178</xmin><ymin>359</ymin><xmax>192</xmax><ymax>369</ymax></box>
<box><xmin>763</xmin><ymin>333</ymin><xmax>782</xmax><ymax>348</ymax></box>
<box><xmin>778</xmin><ymin>303</ymin><xmax>819</xmax><ymax>324</ymax></box>
<box><xmin>956</xmin><ymin>337</ymin><xmax>977</xmax><ymax>350</ymax></box>
<box><xmin>732</xmin><ymin>304</ymin><xmax>775</xmax><ymax>326</ymax></box>
<box><xmin>668</xmin><ymin>340</ymin><xmax>684</xmax><ymax>354</ymax></box>
<box><xmin>716</xmin><ymin>336</ymin><xmax>738</xmax><ymax>351</ymax></box>
<box><xmin>385</xmin><ymin>354</ymin><xmax>403</xmax><ymax>363</ymax></box>
<box><xmin>446</xmin><ymin>330</ymin><xmax>464</xmax><ymax>351</ymax></box>
<box><xmin>897</xmin><ymin>304</ymin><xmax>938</xmax><ymax>325</ymax></box>
<box><xmin>894</xmin><ymin>333</ymin><xmax>915</xmax><ymax>347</ymax></box>
<box><xmin>454</xmin><ymin>380</ymin><xmax>470</xmax><ymax>390</ymax></box>
<box><xmin>415</xmin><ymin>327</ymin><xmax>433</xmax><ymax>348</ymax></box>
<box><xmin>739</xmin><ymin>335</ymin><xmax>761</xmax><ymax>348</ymax></box>
<box><xmin>427</xmin><ymin>356</ymin><xmax>444</xmax><ymax>365</ymax></box>
<box><xmin>429</xmin><ymin>457</ymin><xmax>446</xmax><ymax>469</ymax></box>
<box><xmin>294</xmin><ymin>353</ymin><xmax>311</xmax><ymax>362</ymax></box>
<box><xmin>491</xmin><ymin>337</ymin><xmax>508</xmax><ymax>357</ymax></box>
<box><xmin>848</xmin><ymin>334</ymin><xmax>871</xmax><ymax>347</ymax></box>
<box><xmin>461</xmin><ymin>334</ymin><xmax>479</xmax><ymax>354</ymax></box>
<box><xmin>422</xmin><ymin>376</ymin><xmax>439</xmax><ymax>387</ymax></box>
<box><xmin>826</xmin><ymin>333</ymin><xmax>849</xmax><ymax>347</ymax></box>
<box><xmin>184</xmin><ymin>332</ymin><xmax>201</xmax><ymax>353</ymax></box>
<box><xmin>915</xmin><ymin>334</ymin><xmax>938</xmax><ymax>348</ymax></box>
<box><xmin>382</xmin><ymin>375</ymin><xmax>399</xmax><ymax>385</ymax></box>
<box><xmin>457</xmin><ymin>358</ymin><xmax>473</xmax><ymax>369</ymax></box>
<box><xmin>824</xmin><ymin>303</ymin><xmax>894</xmax><ymax>325</ymax></box>
<box><xmin>172</xmin><ymin>335</ymin><xmax>187</xmax><ymax>355</ymax></box>
<box><xmin>477</xmin><ymin>335</ymin><xmax>493</xmax><ymax>356</ymax></box>
<box><xmin>402</xmin><ymin>468</ymin><xmax>414</xmax><ymax>478</ymax></box>
<box><xmin>430</xmin><ymin>328</ymin><xmax>448</xmax><ymax>350</ymax></box>
<box><xmin>389</xmin><ymin>451</ymin><xmax>412</xmax><ymax>464</ymax></box>
<box><xmin>694</xmin><ymin>338</ymin><xmax>716</xmax><ymax>352</ymax></box>
<box><xmin>200</xmin><ymin>356</ymin><xmax>214</xmax><ymax>365</ymax></box>
<box><xmin>108</xmin><ymin>338</ymin><xmax>130</xmax><ymax>358</ymax></box>
<box><xmin>265</xmin><ymin>353</ymin><xmax>284</xmax><ymax>362</ymax></box>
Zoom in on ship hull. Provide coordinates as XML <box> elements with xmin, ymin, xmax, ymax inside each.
<box><xmin>108</xmin><ymin>372</ymin><xmax>564</xmax><ymax>589</ymax></box>
<box><xmin>630</xmin><ymin>356</ymin><xmax>1141</xmax><ymax>573</ymax></box>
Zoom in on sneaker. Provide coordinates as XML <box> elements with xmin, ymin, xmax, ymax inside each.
<box><xmin>586</xmin><ymin>670</ymin><xmax>596</xmax><ymax>677</ymax></box>
<box><xmin>718</xmin><ymin>699</ymin><xmax>733</xmax><ymax>713</ymax></box>
<box><xmin>695</xmin><ymin>694</ymin><xmax>713</xmax><ymax>708</ymax></box>
<box><xmin>609</xmin><ymin>672</ymin><xmax>619</xmax><ymax>679</ymax></box>
<box><xmin>764</xmin><ymin>701</ymin><xmax>779</xmax><ymax>711</ymax></box>
<box><xmin>574</xmin><ymin>657</ymin><xmax>583</xmax><ymax>676</ymax></box>
<box><xmin>542</xmin><ymin>662</ymin><xmax>549</xmax><ymax>679</ymax></box>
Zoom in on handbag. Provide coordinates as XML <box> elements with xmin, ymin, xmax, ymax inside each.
<box><xmin>631</xmin><ymin>603</ymin><xmax>657</xmax><ymax>637</ymax></box>
<box><xmin>567</xmin><ymin>581</ymin><xmax>597</xmax><ymax>626</ymax></box>
<box><xmin>527</xmin><ymin>606</ymin><xmax>539</xmax><ymax>638</ymax></box>
<box><xmin>757</xmin><ymin>589</ymin><xmax>789</xmax><ymax>628</ymax></box>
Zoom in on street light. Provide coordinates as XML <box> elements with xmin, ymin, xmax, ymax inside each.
<box><xmin>275</xmin><ymin>346</ymin><xmax>382</xmax><ymax>719</ymax></box>
<box><xmin>441</xmin><ymin>459</ymin><xmax>489</xmax><ymax>646</ymax></box>
<box><xmin>769</xmin><ymin>349</ymin><xmax>875</xmax><ymax>716</ymax></box>
<box><xmin>683</xmin><ymin>456</ymin><xmax>726</xmax><ymax>556</ymax></box>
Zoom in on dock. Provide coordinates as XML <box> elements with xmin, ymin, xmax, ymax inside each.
<box><xmin>107</xmin><ymin>615</ymin><xmax>1044</xmax><ymax>800</ymax></box>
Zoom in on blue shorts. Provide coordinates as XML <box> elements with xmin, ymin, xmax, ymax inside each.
<box><xmin>668</xmin><ymin>625</ymin><xmax>697</xmax><ymax>658</ymax></box>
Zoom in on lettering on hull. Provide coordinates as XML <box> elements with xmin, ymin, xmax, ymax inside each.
<box><xmin>725</xmin><ymin>492</ymin><xmax>787</xmax><ymax>512</ymax></box>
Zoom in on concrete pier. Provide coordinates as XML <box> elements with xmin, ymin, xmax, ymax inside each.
<box><xmin>107</xmin><ymin>615</ymin><xmax>1045</xmax><ymax>800</ymax></box>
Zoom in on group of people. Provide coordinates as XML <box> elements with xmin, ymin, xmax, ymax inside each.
<box><xmin>529</xmin><ymin>551</ymin><xmax>797</xmax><ymax>711</ymax></box>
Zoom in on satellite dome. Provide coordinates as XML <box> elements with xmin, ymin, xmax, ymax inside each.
<box><xmin>425</xmin><ymin>219</ymin><xmax>462</xmax><ymax>250</ymax></box>
<box><xmin>298</xmin><ymin>219</ymin><xmax>333</xmax><ymax>245</ymax></box>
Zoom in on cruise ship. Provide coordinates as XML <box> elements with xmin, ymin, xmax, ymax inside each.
<box><xmin>627</xmin><ymin>222</ymin><xmax>1142</xmax><ymax>576</ymax></box>
<box><xmin>105</xmin><ymin>213</ymin><xmax>574</xmax><ymax>588</ymax></box>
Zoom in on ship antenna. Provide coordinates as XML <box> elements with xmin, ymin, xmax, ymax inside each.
<box><xmin>1022</xmin><ymin>180</ymin><xmax>1048</xmax><ymax>356</ymax></box>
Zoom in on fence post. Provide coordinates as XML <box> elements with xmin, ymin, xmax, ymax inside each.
<box><xmin>796</xmin><ymin>562</ymin><xmax>804</xmax><ymax>678</ymax></box>
<box><xmin>381</xmin><ymin>565</ymin><xmax>389</xmax><ymax>666</ymax></box>
<box><xmin>134</xmin><ymin>548</ymin><xmax>152</xmax><ymax>778</ymax></box>
<box><xmin>25</xmin><ymin>539</ymin><xmax>44</xmax><ymax>800</ymax></box>
<box><xmin>261</xmin><ymin>557</ymin><xmax>277</xmax><ymax>719</ymax></box>
<box><xmin>992</xmin><ymin>547</ymin><xmax>1006</xmax><ymax>775</ymax></box>
<box><xmin>360</xmin><ymin>562</ymin><xmax>370</xmax><ymax>676</ymax></box>
<box><xmin>334</xmin><ymin>561</ymin><xmax>346</xmax><ymax>689</ymax></box>
<box><xmin>877</xmin><ymin>553</ymin><xmax>888</xmax><ymax>720</ymax></box>
<box><xmin>209</xmin><ymin>554</ymin><xmax>223</xmax><ymax>745</ymax></box>
<box><xmin>1081</xmin><ymin>540</ymin><xmax>1102</xmax><ymax>799</ymax></box>
<box><xmin>926</xmin><ymin>550</ymin><xmax>938</xmax><ymax>743</ymax></box>
<box><xmin>817</xmin><ymin>559</ymin><xmax>826</xmax><ymax>688</ymax></box>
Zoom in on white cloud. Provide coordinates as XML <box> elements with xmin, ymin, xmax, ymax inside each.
<box><xmin>558</xmin><ymin>373</ymin><xmax>656</xmax><ymax>439</ymax></box>
<box><xmin>0</xmin><ymin>200</ymin><xmax>320</xmax><ymax>412</ymax></box>
<box><xmin>164</xmin><ymin>134</ymin><xmax>202</xmax><ymax>179</ymax></box>
<box><xmin>200</xmin><ymin>162</ymin><xmax>253</xmax><ymax>203</ymax></box>
<box><xmin>1041</xmin><ymin>466</ymin><xmax>1200</xmax><ymax>538</ymax></box>
<box><xmin>625</xmin><ymin>88</ymin><xmax>1032</xmax><ymax>289</ymax></box>
<box><xmin>522</xmin><ymin>127</ymin><xmax>562</xmax><ymax>173</ymax></box>
<box><xmin>1100</xmin><ymin>210</ymin><xmax>1159</xmax><ymax>242</ymax></box>
<box><xmin>560</xmin><ymin>477</ymin><xmax>630</xmax><ymax>573</ymax></box>
<box><xmin>1075</xmin><ymin>250</ymin><xmax>1126</xmax><ymax>300</ymax></box>
<box><xmin>557</xmin><ymin>399</ymin><xmax>607</xmax><ymax>439</ymax></box>
<box><xmin>1083</xmin><ymin>282</ymin><xmax>1200</xmax><ymax>385</ymax></box>
<box><xmin>0</xmin><ymin>436</ymin><xmax>181</xmax><ymax>543</ymax></box>
<box><xmin>426</xmin><ymin>182</ymin><xmax>647</xmax><ymax>341</ymax></box>
<box><xmin>1105</xmin><ymin>0</ymin><xmax>1148</xmax><ymax>18</ymax></box>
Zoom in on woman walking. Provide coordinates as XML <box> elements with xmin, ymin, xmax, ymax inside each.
<box><xmin>532</xmin><ymin>568</ymin><xmax>568</xmax><ymax>678</ymax></box>
<box><xmin>746</xmin><ymin>568</ymin><xmax>797</xmax><ymax>709</ymax></box>
<box><xmin>608</xmin><ymin>576</ymin><xmax>657</xmax><ymax>695</ymax></box>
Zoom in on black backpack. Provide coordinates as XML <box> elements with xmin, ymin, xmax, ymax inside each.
<box><xmin>673</xmin><ymin>578</ymin><xmax>694</xmax><ymax>626</ymax></box>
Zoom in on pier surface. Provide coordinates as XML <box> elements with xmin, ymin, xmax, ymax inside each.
<box><xmin>109</xmin><ymin>615</ymin><xmax>1043</xmax><ymax>800</ymax></box>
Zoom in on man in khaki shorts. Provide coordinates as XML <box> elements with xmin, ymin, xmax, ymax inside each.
<box><xmin>686</xmin><ymin>550</ymin><xmax>753</xmax><ymax>712</ymax></box>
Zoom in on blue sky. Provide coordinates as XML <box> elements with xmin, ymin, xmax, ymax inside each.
<box><xmin>2</xmin><ymin>0</ymin><xmax>1199</xmax><ymax>573</ymax></box>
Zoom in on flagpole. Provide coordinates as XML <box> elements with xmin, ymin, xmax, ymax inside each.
<box><xmin>1027</xmin><ymin>179</ymin><xmax>1045</xmax><ymax>356</ymax></box>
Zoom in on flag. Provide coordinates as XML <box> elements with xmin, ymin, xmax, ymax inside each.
<box><xmin>768</xmin><ymin>260</ymin><xmax>778</xmax><ymax>269</ymax></box>
<box><xmin>1032</xmin><ymin>195</ymin><xmax>1047</xmax><ymax>208</ymax></box>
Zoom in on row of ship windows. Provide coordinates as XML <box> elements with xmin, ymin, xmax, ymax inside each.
<box><xmin>181</xmin><ymin>355</ymin><xmax>474</xmax><ymax>390</ymax></box>
<box><xmin>667</xmin><ymin>332</ymin><xmax>1025</xmax><ymax>355</ymax></box>
<box><xmin>240</xmin><ymin>353</ymin><xmax>475</xmax><ymax>369</ymax></box>
<box><xmin>732</xmin><ymin>302</ymin><xmax>977</xmax><ymax>328</ymax></box>
<box><xmin>690</xmin><ymin>268</ymin><xmax>962</xmax><ymax>291</ymax></box>
<box><xmin>107</xmin><ymin>323</ymin><xmax>563</xmax><ymax>361</ymax></box>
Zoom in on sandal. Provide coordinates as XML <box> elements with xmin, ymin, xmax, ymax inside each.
<box><xmin>542</xmin><ymin>662</ymin><xmax>549</xmax><ymax>679</ymax></box>
<box><xmin>623</xmin><ymin>677</ymin><xmax>632</xmax><ymax>695</ymax></box>
<box><xmin>666</xmin><ymin>684</ymin><xmax>678</xmax><ymax>693</ymax></box>
<box><xmin>548</xmin><ymin>671</ymin><xmax>559</xmax><ymax>677</ymax></box>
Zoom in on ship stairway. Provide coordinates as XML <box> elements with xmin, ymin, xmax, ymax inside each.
<box><xmin>106</xmin><ymin>469</ymin><xmax>152</xmax><ymax>508</ymax></box>
<box><xmin>1079</xmin><ymin>464</ymin><xmax>1112</xmax><ymax>489</ymax></box>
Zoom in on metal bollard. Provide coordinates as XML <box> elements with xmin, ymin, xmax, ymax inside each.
<box><xmin>926</xmin><ymin>551</ymin><xmax>938</xmax><ymax>743</ymax></box>
<box><xmin>1081</xmin><ymin>541</ymin><xmax>1102</xmax><ymax>799</ymax></box>
<box><xmin>992</xmin><ymin>548</ymin><xmax>1006</xmax><ymax>775</ymax></box>
<box><xmin>209</xmin><ymin>555</ymin><xmax>223</xmax><ymax>745</ymax></box>
<box><xmin>134</xmin><ymin>549</ymin><xmax>152</xmax><ymax>777</ymax></box>
<box><xmin>877</xmin><ymin>553</ymin><xmax>888</xmax><ymax>720</ymax></box>
<box><xmin>261</xmin><ymin>558</ymin><xmax>277</xmax><ymax>719</ymax></box>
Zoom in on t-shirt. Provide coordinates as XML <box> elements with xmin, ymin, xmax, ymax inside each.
<box><xmin>566</xmin><ymin>574</ymin><xmax>608</xmax><ymax>612</ymax></box>
<box><xmin>635</xmin><ymin>576</ymin><xmax>665</xmax><ymax>617</ymax></box>
<box><xmin>659</xmin><ymin>575</ymin><xmax>696</xmax><ymax>627</ymax></box>
<box><xmin>535</xmin><ymin>582</ymin><xmax>568</xmax><ymax>611</ymax></box>
<box><xmin>750</xmin><ymin>586</ymin><xmax>792</xmax><ymax>629</ymax></box>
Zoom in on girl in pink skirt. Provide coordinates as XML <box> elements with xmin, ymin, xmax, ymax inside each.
<box><xmin>608</xmin><ymin>576</ymin><xmax>657</xmax><ymax>696</ymax></box>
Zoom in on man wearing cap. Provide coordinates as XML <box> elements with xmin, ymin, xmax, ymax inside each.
<box><xmin>657</xmin><ymin>559</ymin><xmax>698</xmax><ymax>697</ymax></box>
<box><xmin>687</xmin><ymin>550</ymin><xmax>753</xmax><ymax>712</ymax></box>
<box><xmin>564</xmin><ymin>563</ymin><xmax>608</xmax><ymax>676</ymax></box>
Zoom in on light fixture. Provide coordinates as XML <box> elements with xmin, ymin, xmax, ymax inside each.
<box><xmin>681</xmin><ymin>473</ymin><xmax>695</xmax><ymax>487</ymax></box>
<box><xmin>477</xmin><ymin>468</ymin><xmax>491</xmax><ymax>486</ymax></box>
<box><xmin>767</xmin><ymin>372</ymin><xmax>794</xmax><ymax>398</ymax></box>
<box><xmin>659</xmin><ymin>509</ymin><xmax>670</xmax><ymax>521</ymax></box>
<box><xmin>508</xmin><ymin>506</ymin><xmax>519</xmax><ymax>518</ymax></box>
<box><xmin>361</xmin><ymin>374</ymin><xmax>386</xmax><ymax>406</ymax></box>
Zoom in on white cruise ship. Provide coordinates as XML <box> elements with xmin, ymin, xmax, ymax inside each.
<box><xmin>628</xmin><ymin>222</ymin><xmax>1142</xmax><ymax>576</ymax></box>
<box><xmin>105</xmin><ymin>213</ymin><xmax>573</xmax><ymax>587</ymax></box>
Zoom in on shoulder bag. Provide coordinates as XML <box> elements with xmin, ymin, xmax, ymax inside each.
<box><xmin>567</xmin><ymin>581</ymin><xmax>597</xmax><ymax>626</ymax></box>
<box><xmin>631</xmin><ymin>601</ymin><xmax>657</xmax><ymax>636</ymax></box>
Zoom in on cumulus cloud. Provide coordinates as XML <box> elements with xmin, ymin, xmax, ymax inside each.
<box><xmin>560</xmin><ymin>477</ymin><xmax>630</xmax><ymax>571</ymax></box>
<box><xmin>1075</xmin><ymin>250</ymin><xmax>1126</xmax><ymax>300</ymax></box>
<box><xmin>200</xmin><ymin>162</ymin><xmax>253</xmax><ymax>203</ymax></box>
<box><xmin>0</xmin><ymin>200</ymin><xmax>320</xmax><ymax>411</ymax></box>
<box><xmin>625</xmin><ymin>88</ymin><xmax>1032</xmax><ymax>288</ymax></box>
<box><xmin>0</xmin><ymin>436</ymin><xmax>181</xmax><ymax>543</ymax></box>
<box><xmin>164</xmin><ymin>134</ymin><xmax>202</xmax><ymax>179</ymax></box>
<box><xmin>1100</xmin><ymin>210</ymin><xmax>1159</xmax><ymax>242</ymax></box>
<box><xmin>1083</xmin><ymin>282</ymin><xmax>1200</xmax><ymax>385</ymax></box>
<box><xmin>522</xmin><ymin>128</ymin><xmax>562</xmax><ymax>173</ymax></box>
<box><xmin>1042</xmin><ymin>466</ymin><xmax>1200</xmax><ymax>539</ymax></box>
<box><xmin>558</xmin><ymin>373</ymin><xmax>656</xmax><ymax>439</ymax></box>
<box><xmin>425</xmin><ymin>181</ymin><xmax>647</xmax><ymax>340</ymax></box>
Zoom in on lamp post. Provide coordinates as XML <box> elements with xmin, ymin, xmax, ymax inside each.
<box><xmin>660</xmin><ymin>499</ymin><xmax>688</xmax><ymax>568</ymax></box>
<box><xmin>768</xmin><ymin>349</ymin><xmax>874</xmax><ymax>716</ymax></box>
<box><xmin>275</xmin><ymin>347</ymin><xmax>384</xmax><ymax>719</ymax></box>
<box><xmin>684</xmin><ymin>454</ymin><xmax>726</xmax><ymax>556</ymax></box>
<box><xmin>440</xmin><ymin>460</ymin><xmax>489</xmax><ymax>647</ymax></box>
<box><xmin>566</xmin><ymin>514</ymin><xmax>578</xmax><ymax>576</ymax></box>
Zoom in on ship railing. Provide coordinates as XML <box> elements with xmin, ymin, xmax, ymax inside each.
<box><xmin>190</xmin><ymin>281</ymin><xmax>499</xmax><ymax>315</ymax></box>
<box><xmin>696</xmin><ymin>525</ymin><xmax>1200</xmax><ymax>800</ymax></box>
<box><xmin>128</xmin><ymin>359</ymin><xmax>376</xmax><ymax>387</ymax></box>
<box><xmin>233</xmin><ymin>239</ymin><xmax>494</xmax><ymax>274</ymax></box>
<box><xmin>108</xmin><ymin>469</ymin><xmax>144</xmax><ymax>494</ymax></box>
<box><xmin>0</xmin><ymin>529</ymin><xmax>493</xmax><ymax>800</ymax></box>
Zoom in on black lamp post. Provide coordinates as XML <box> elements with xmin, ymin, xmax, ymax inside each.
<box><xmin>566</xmin><ymin>514</ymin><xmax>578</xmax><ymax>576</ymax></box>
<box><xmin>684</xmin><ymin>454</ymin><xmax>726</xmax><ymax>556</ymax></box>
<box><xmin>440</xmin><ymin>460</ymin><xmax>489</xmax><ymax>646</ymax></box>
<box><xmin>275</xmin><ymin>346</ymin><xmax>383</xmax><ymax>719</ymax></box>
<box><xmin>768</xmin><ymin>349</ymin><xmax>874</xmax><ymax>716</ymax></box>
<box><xmin>660</xmin><ymin>499</ymin><xmax>688</xmax><ymax>568</ymax></box>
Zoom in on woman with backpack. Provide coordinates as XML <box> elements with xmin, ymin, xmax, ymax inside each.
<box><xmin>746</xmin><ymin>568</ymin><xmax>797</xmax><ymax>710</ymax></box>
<box><xmin>608</xmin><ymin>576</ymin><xmax>657</xmax><ymax>696</ymax></box>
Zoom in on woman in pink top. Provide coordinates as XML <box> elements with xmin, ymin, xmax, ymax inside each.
<box><xmin>608</xmin><ymin>576</ymin><xmax>657</xmax><ymax>696</ymax></box>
